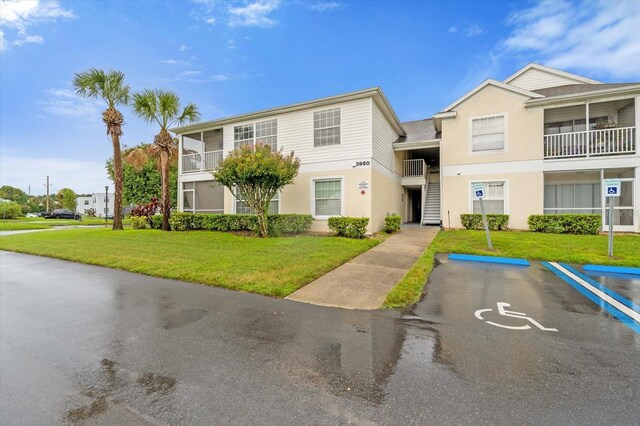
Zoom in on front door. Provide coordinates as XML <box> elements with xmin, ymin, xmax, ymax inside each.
<box><xmin>411</xmin><ymin>189</ymin><xmax>422</xmax><ymax>223</ymax></box>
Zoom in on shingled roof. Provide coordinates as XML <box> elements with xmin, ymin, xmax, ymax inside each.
<box><xmin>532</xmin><ymin>83</ymin><xmax>639</xmax><ymax>97</ymax></box>
<box><xmin>395</xmin><ymin>119</ymin><xmax>440</xmax><ymax>144</ymax></box>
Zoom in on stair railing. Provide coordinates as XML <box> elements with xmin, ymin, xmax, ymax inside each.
<box><xmin>421</xmin><ymin>166</ymin><xmax>430</xmax><ymax>225</ymax></box>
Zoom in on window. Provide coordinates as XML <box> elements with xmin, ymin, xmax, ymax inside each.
<box><xmin>314</xmin><ymin>179</ymin><xmax>342</xmax><ymax>216</ymax></box>
<box><xmin>471</xmin><ymin>115</ymin><xmax>505</xmax><ymax>152</ymax></box>
<box><xmin>472</xmin><ymin>181</ymin><xmax>505</xmax><ymax>214</ymax></box>
<box><xmin>255</xmin><ymin>119</ymin><xmax>277</xmax><ymax>150</ymax></box>
<box><xmin>544</xmin><ymin>117</ymin><xmax>608</xmax><ymax>135</ymax></box>
<box><xmin>84</xmin><ymin>200</ymin><xmax>89</xmax><ymax>205</ymax></box>
<box><xmin>235</xmin><ymin>189</ymin><xmax>279</xmax><ymax>214</ymax></box>
<box><xmin>314</xmin><ymin>108</ymin><xmax>340</xmax><ymax>147</ymax></box>
<box><xmin>182</xmin><ymin>181</ymin><xmax>224</xmax><ymax>213</ymax></box>
<box><xmin>234</xmin><ymin>124</ymin><xmax>254</xmax><ymax>149</ymax></box>
<box><xmin>544</xmin><ymin>183</ymin><xmax>601</xmax><ymax>214</ymax></box>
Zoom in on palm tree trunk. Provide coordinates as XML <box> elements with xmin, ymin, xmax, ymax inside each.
<box><xmin>112</xmin><ymin>135</ymin><xmax>124</xmax><ymax>230</ymax></box>
<box><xmin>160</xmin><ymin>149</ymin><xmax>171</xmax><ymax>231</ymax></box>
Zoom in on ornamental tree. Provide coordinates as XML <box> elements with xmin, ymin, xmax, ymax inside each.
<box><xmin>212</xmin><ymin>144</ymin><xmax>300</xmax><ymax>237</ymax></box>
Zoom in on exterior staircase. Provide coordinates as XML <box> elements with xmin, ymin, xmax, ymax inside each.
<box><xmin>422</xmin><ymin>176</ymin><xmax>440</xmax><ymax>225</ymax></box>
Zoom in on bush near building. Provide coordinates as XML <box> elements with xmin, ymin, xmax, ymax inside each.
<box><xmin>0</xmin><ymin>201</ymin><xmax>23</xmax><ymax>219</ymax></box>
<box><xmin>460</xmin><ymin>214</ymin><xmax>509</xmax><ymax>231</ymax></box>
<box><xmin>383</xmin><ymin>213</ymin><xmax>401</xmax><ymax>233</ymax></box>
<box><xmin>328</xmin><ymin>217</ymin><xmax>369</xmax><ymax>238</ymax></box>
<box><xmin>527</xmin><ymin>214</ymin><xmax>601</xmax><ymax>235</ymax></box>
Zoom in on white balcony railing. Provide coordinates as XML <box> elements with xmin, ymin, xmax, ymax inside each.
<box><xmin>403</xmin><ymin>159</ymin><xmax>427</xmax><ymax>177</ymax></box>
<box><xmin>544</xmin><ymin>127</ymin><xmax>636</xmax><ymax>159</ymax></box>
<box><xmin>181</xmin><ymin>150</ymin><xmax>223</xmax><ymax>172</ymax></box>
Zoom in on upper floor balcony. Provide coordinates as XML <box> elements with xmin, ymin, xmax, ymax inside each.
<box><xmin>543</xmin><ymin>98</ymin><xmax>636</xmax><ymax>160</ymax></box>
<box><xmin>181</xmin><ymin>129</ymin><xmax>224</xmax><ymax>173</ymax></box>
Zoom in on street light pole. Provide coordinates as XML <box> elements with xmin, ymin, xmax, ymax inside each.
<box><xmin>105</xmin><ymin>186</ymin><xmax>109</xmax><ymax>223</ymax></box>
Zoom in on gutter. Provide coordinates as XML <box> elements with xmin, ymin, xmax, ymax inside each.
<box><xmin>525</xmin><ymin>85</ymin><xmax>640</xmax><ymax>107</ymax></box>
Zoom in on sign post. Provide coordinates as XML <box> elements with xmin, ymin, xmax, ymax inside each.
<box><xmin>603</xmin><ymin>179</ymin><xmax>621</xmax><ymax>257</ymax></box>
<box><xmin>472</xmin><ymin>183</ymin><xmax>492</xmax><ymax>250</ymax></box>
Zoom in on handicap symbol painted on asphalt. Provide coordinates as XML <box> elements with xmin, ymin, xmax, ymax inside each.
<box><xmin>474</xmin><ymin>302</ymin><xmax>558</xmax><ymax>332</ymax></box>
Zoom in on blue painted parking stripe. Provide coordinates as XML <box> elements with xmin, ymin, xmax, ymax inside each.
<box><xmin>583</xmin><ymin>264</ymin><xmax>640</xmax><ymax>276</ymax></box>
<box><xmin>559</xmin><ymin>263</ymin><xmax>640</xmax><ymax>312</ymax></box>
<box><xmin>448</xmin><ymin>254</ymin><xmax>529</xmax><ymax>266</ymax></box>
<box><xmin>542</xmin><ymin>262</ymin><xmax>640</xmax><ymax>334</ymax></box>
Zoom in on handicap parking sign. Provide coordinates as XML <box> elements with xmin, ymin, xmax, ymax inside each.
<box><xmin>472</xmin><ymin>183</ymin><xmax>485</xmax><ymax>199</ymax></box>
<box><xmin>603</xmin><ymin>179</ymin><xmax>621</xmax><ymax>197</ymax></box>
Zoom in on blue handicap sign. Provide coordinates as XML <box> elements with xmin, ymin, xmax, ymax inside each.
<box><xmin>475</xmin><ymin>190</ymin><xmax>484</xmax><ymax>198</ymax></box>
<box><xmin>607</xmin><ymin>187</ymin><xmax>618</xmax><ymax>195</ymax></box>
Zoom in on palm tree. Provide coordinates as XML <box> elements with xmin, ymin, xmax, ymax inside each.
<box><xmin>73</xmin><ymin>69</ymin><xmax>130</xmax><ymax>230</ymax></box>
<box><xmin>130</xmin><ymin>89</ymin><xmax>200</xmax><ymax>231</ymax></box>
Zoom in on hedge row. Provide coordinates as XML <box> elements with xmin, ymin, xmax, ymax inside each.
<box><xmin>460</xmin><ymin>214</ymin><xmax>510</xmax><ymax>231</ymax></box>
<box><xmin>140</xmin><ymin>212</ymin><xmax>315</xmax><ymax>235</ymax></box>
<box><xmin>527</xmin><ymin>214</ymin><xmax>601</xmax><ymax>235</ymax></box>
<box><xmin>328</xmin><ymin>217</ymin><xmax>369</xmax><ymax>238</ymax></box>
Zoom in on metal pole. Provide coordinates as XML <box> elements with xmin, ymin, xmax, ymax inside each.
<box><xmin>608</xmin><ymin>196</ymin><xmax>614</xmax><ymax>257</ymax></box>
<box><xmin>479</xmin><ymin>198</ymin><xmax>493</xmax><ymax>250</ymax></box>
<box><xmin>105</xmin><ymin>186</ymin><xmax>109</xmax><ymax>223</ymax></box>
<box><xmin>45</xmin><ymin>176</ymin><xmax>50</xmax><ymax>212</ymax></box>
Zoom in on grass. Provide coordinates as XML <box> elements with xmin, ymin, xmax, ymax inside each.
<box><xmin>383</xmin><ymin>229</ymin><xmax>640</xmax><ymax>309</ymax></box>
<box><xmin>0</xmin><ymin>228</ymin><xmax>380</xmax><ymax>297</ymax></box>
<box><xmin>0</xmin><ymin>217</ymin><xmax>130</xmax><ymax>231</ymax></box>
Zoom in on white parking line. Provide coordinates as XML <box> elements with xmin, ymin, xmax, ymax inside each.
<box><xmin>550</xmin><ymin>262</ymin><xmax>640</xmax><ymax>323</ymax></box>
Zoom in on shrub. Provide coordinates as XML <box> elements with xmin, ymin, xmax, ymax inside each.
<box><xmin>0</xmin><ymin>201</ymin><xmax>23</xmax><ymax>219</ymax></box>
<box><xmin>130</xmin><ymin>197</ymin><xmax>159</xmax><ymax>217</ymax></box>
<box><xmin>167</xmin><ymin>213</ymin><xmax>313</xmax><ymax>236</ymax></box>
<box><xmin>528</xmin><ymin>214</ymin><xmax>601</xmax><ymax>235</ymax></box>
<box><xmin>86</xmin><ymin>208</ymin><xmax>96</xmax><ymax>217</ymax></box>
<box><xmin>150</xmin><ymin>215</ymin><xmax>163</xmax><ymax>229</ymax></box>
<box><xmin>460</xmin><ymin>214</ymin><xmax>509</xmax><ymax>231</ymax></box>
<box><xmin>384</xmin><ymin>213</ymin><xmax>401</xmax><ymax>233</ymax></box>
<box><xmin>328</xmin><ymin>217</ymin><xmax>369</xmax><ymax>239</ymax></box>
<box><xmin>131</xmin><ymin>216</ymin><xmax>151</xmax><ymax>230</ymax></box>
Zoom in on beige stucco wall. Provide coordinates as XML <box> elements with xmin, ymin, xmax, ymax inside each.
<box><xmin>442</xmin><ymin>171</ymin><xmax>544</xmax><ymax>230</ymax></box>
<box><xmin>370</xmin><ymin>169</ymin><xmax>404</xmax><ymax>232</ymax></box>
<box><xmin>441</xmin><ymin>85</ymin><xmax>544</xmax><ymax>166</ymax></box>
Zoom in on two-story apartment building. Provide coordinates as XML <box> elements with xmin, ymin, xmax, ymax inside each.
<box><xmin>171</xmin><ymin>64</ymin><xmax>639</xmax><ymax>233</ymax></box>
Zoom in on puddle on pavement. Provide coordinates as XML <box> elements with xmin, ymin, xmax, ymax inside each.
<box><xmin>164</xmin><ymin>309</ymin><xmax>206</xmax><ymax>329</ymax></box>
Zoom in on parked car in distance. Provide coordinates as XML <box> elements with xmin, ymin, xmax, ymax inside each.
<box><xmin>25</xmin><ymin>213</ymin><xmax>39</xmax><ymax>218</ymax></box>
<box><xmin>44</xmin><ymin>209</ymin><xmax>81</xmax><ymax>220</ymax></box>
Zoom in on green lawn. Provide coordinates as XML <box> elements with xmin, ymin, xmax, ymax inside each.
<box><xmin>0</xmin><ymin>217</ymin><xmax>129</xmax><ymax>231</ymax></box>
<box><xmin>0</xmin><ymin>228</ymin><xmax>380</xmax><ymax>297</ymax></box>
<box><xmin>383</xmin><ymin>229</ymin><xmax>640</xmax><ymax>309</ymax></box>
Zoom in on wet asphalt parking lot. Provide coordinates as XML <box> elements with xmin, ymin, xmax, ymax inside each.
<box><xmin>1</xmin><ymin>251</ymin><xmax>638</xmax><ymax>425</ymax></box>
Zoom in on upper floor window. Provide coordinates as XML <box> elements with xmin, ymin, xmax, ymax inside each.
<box><xmin>314</xmin><ymin>108</ymin><xmax>340</xmax><ymax>147</ymax></box>
<box><xmin>84</xmin><ymin>200</ymin><xmax>89</xmax><ymax>205</ymax></box>
<box><xmin>255</xmin><ymin>119</ymin><xmax>277</xmax><ymax>150</ymax></box>
<box><xmin>234</xmin><ymin>124</ymin><xmax>254</xmax><ymax>149</ymax></box>
<box><xmin>234</xmin><ymin>119</ymin><xmax>277</xmax><ymax>150</ymax></box>
<box><xmin>471</xmin><ymin>115</ymin><xmax>505</xmax><ymax>152</ymax></box>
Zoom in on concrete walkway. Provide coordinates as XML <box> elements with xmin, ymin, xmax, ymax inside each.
<box><xmin>286</xmin><ymin>225</ymin><xmax>439</xmax><ymax>310</ymax></box>
<box><xmin>0</xmin><ymin>225</ymin><xmax>105</xmax><ymax>237</ymax></box>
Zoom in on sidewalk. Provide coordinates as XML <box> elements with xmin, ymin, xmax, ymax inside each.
<box><xmin>286</xmin><ymin>225</ymin><xmax>439</xmax><ymax>310</ymax></box>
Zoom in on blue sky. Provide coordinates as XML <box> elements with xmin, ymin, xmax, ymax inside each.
<box><xmin>1</xmin><ymin>0</ymin><xmax>639</xmax><ymax>194</ymax></box>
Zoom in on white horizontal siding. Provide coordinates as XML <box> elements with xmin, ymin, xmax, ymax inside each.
<box><xmin>371</xmin><ymin>101</ymin><xmax>399</xmax><ymax>173</ymax></box>
<box><xmin>618</xmin><ymin>103</ymin><xmax>635</xmax><ymax>127</ymax></box>
<box><xmin>221</xmin><ymin>97</ymin><xmax>372</xmax><ymax>164</ymax></box>
<box><xmin>510</xmin><ymin>68</ymin><xmax>590</xmax><ymax>91</ymax></box>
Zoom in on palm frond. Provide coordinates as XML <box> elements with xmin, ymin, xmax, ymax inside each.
<box><xmin>73</xmin><ymin>68</ymin><xmax>129</xmax><ymax>108</ymax></box>
<box><xmin>174</xmin><ymin>103</ymin><xmax>201</xmax><ymax>126</ymax></box>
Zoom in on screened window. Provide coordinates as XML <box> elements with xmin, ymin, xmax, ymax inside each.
<box><xmin>255</xmin><ymin>119</ymin><xmax>277</xmax><ymax>150</ymax></box>
<box><xmin>544</xmin><ymin>183</ymin><xmax>601</xmax><ymax>214</ymax></box>
<box><xmin>314</xmin><ymin>179</ymin><xmax>342</xmax><ymax>216</ymax></box>
<box><xmin>472</xmin><ymin>181</ymin><xmax>505</xmax><ymax>214</ymax></box>
<box><xmin>471</xmin><ymin>115</ymin><xmax>505</xmax><ymax>152</ymax></box>
<box><xmin>235</xmin><ymin>189</ymin><xmax>279</xmax><ymax>214</ymax></box>
<box><xmin>314</xmin><ymin>108</ymin><xmax>341</xmax><ymax>147</ymax></box>
<box><xmin>234</xmin><ymin>124</ymin><xmax>254</xmax><ymax>149</ymax></box>
<box><xmin>84</xmin><ymin>200</ymin><xmax>89</xmax><ymax>205</ymax></box>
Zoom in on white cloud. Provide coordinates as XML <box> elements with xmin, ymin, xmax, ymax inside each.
<box><xmin>0</xmin><ymin>155</ymin><xmax>111</xmax><ymax>195</ymax></box>
<box><xmin>462</xmin><ymin>24</ymin><xmax>484</xmax><ymax>37</ymax></box>
<box><xmin>179</xmin><ymin>44</ymin><xmax>188</xmax><ymax>51</ymax></box>
<box><xmin>228</xmin><ymin>0</ymin><xmax>279</xmax><ymax>28</ymax></box>
<box><xmin>38</xmin><ymin>88</ymin><xmax>101</xmax><ymax>118</ymax></box>
<box><xmin>448</xmin><ymin>26</ymin><xmax>458</xmax><ymax>33</ymax></box>
<box><xmin>0</xmin><ymin>0</ymin><xmax>75</xmax><ymax>50</ymax></box>
<box><xmin>187</xmin><ymin>72</ymin><xmax>249</xmax><ymax>83</ymax></box>
<box><xmin>179</xmin><ymin>70</ymin><xmax>201</xmax><ymax>76</ymax></box>
<box><xmin>204</xmin><ymin>16</ymin><xmax>216</xmax><ymax>25</ymax></box>
<box><xmin>227</xmin><ymin>39</ymin><xmax>236</xmax><ymax>49</ymax></box>
<box><xmin>309</xmin><ymin>2</ymin><xmax>342</xmax><ymax>12</ymax></box>
<box><xmin>504</xmin><ymin>0</ymin><xmax>640</xmax><ymax>78</ymax></box>
<box><xmin>161</xmin><ymin>59</ymin><xmax>191</xmax><ymax>66</ymax></box>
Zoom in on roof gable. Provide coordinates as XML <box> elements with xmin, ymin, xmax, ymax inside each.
<box><xmin>438</xmin><ymin>79</ymin><xmax>543</xmax><ymax>113</ymax></box>
<box><xmin>504</xmin><ymin>63</ymin><xmax>600</xmax><ymax>91</ymax></box>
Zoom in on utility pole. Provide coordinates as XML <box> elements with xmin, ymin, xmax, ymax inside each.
<box><xmin>45</xmin><ymin>176</ymin><xmax>51</xmax><ymax>212</ymax></box>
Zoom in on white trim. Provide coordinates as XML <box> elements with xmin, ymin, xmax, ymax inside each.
<box><xmin>393</xmin><ymin>139</ymin><xmax>441</xmax><ymax>151</ymax></box>
<box><xmin>504</xmin><ymin>63</ymin><xmax>601</xmax><ymax>86</ymax></box>
<box><xmin>525</xmin><ymin>85</ymin><xmax>640</xmax><ymax>107</ymax></box>
<box><xmin>442</xmin><ymin>159</ymin><xmax>543</xmax><ymax>177</ymax></box>
<box><xmin>468</xmin><ymin>179</ymin><xmax>509</xmax><ymax>215</ymax></box>
<box><xmin>371</xmin><ymin>158</ymin><xmax>402</xmax><ymax>183</ymax></box>
<box><xmin>468</xmin><ymin>112</ymin><xmax>508</xmax><ymax>155</ymax></box>
<box><xmin>439</xmin><ymin>80</ymin><xmax>543</xmax><ymax>113</ymax></box>
<box><xmin>298</xmin><ymin>158</ymin><xmax>372</xmax><ymax>174</ymax></box>
<box><xmin>310</xmin><ymin>176</ymin><xmax>345</xmax><ymax>220</ymax></box>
